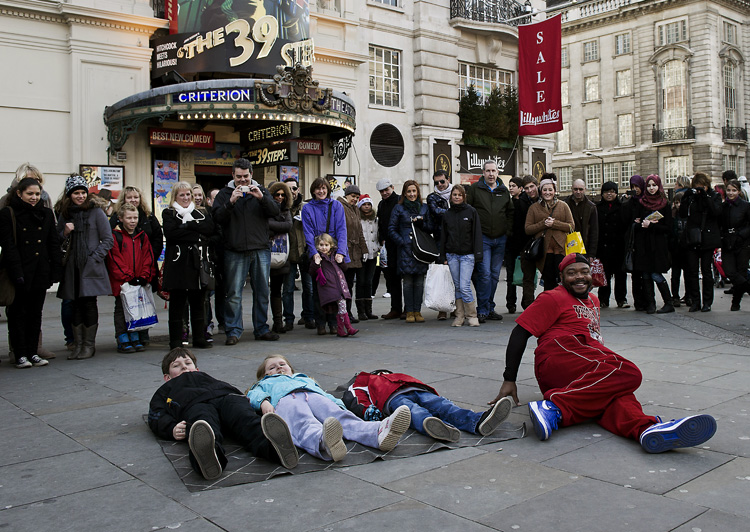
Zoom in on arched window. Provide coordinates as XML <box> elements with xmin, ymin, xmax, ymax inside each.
<box><xmin>661</xmin><ymin>60</ymin><xmax>687</xmax><ymax>129</ymax></box>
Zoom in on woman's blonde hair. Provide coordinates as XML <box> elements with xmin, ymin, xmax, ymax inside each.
<box><xmin>191</xmin><ymin>184</ymin><xmax>206</xmax><ymax>206</ymax></box>
<box><xmin>169</xmin><ymin>181</ymin><xmax>194</xmax><ymax>205</ymax></box>
<box><xmin>116</xmin><ymin>185</ymin><xmax>151</xmax><ymax>217</ymax></box>
<box><xmin>256</xmin><ymin>355</ymin><xmax>294</xmax><ymax>380</ymax></box>
<box><xmin>14</xmin><ymin>162</ymin><xmax>44</xmax><ymax>185</ymax></box>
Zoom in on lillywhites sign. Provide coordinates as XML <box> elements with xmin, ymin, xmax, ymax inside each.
<box><xmin>244</xmin><ymin>142</ymin><xmax>298</xmax><ymax>168</ymax></box>
<box><xmin>149</xmin><ymin>128</ymin><xmax>215</xmax><ymax>149</ymax></box>
<box><xmin>152</xmin><ymin>11</ymin><xmax>313</xmax><ymax>79</ymax></box>
<box><xmin>458</xmin><ymin>145</ymin><xmax>516</xmax><ymax>175</ymax></box>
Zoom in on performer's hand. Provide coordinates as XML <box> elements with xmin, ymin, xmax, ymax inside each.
<box><xmin>260</xmin><ymin>400</ymin><xmax>275</xmax><ymax>415</ymax></box>
<box><xmin>173</xmin><ymin>420</ymin><xmax>188</xmax><ymax>441</ymax></box>
<box><xmin>489</xmin><ymin>381</ymin><xmax>519</xmax><ymax>406</ymax></box>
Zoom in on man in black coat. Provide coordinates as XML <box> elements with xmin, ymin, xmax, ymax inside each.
<box><xmin>376</xmin><ymin>178</ymin><xmax>402</xmax><ymax>319</ymax></box>
<box><xmin>596</xmin><ymin>181</ymin><xmax>629</xmax><ymax>308</ymax></box>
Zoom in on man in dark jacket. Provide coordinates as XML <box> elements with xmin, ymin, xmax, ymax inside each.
<box><xmin>596</xmin><ymin>181</ymin><xmax>629</xmax><ymax>308</ymax></box>
<box><xmin>565</xmin><ymin>179</ymin><xmax>599</xmax><ymax>258</ymax></box>
<box><xmin>466</xmin><ymin>160</ymin><xmax>514</xmax><ymax>322</ymax></box>
<box><xmin>148</xmin><ymin>348</ymin><xmax>298</xmax><ymax>480</ymax></box>
<box><xmin>505</xmin><ymin>176</ymin><xmax>527</xmax><ymax>314</ymax></box>
<box><xmin>212</xmin><ymin>158</ymin><xmax>280</xmax><ymax>344</ymax></box>
<box><xmin>376</xmin><ymin>178</ymin><xmax>402</xmax><ymax>319</ymax></box>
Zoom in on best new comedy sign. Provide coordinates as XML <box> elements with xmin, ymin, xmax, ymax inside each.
<box><xmin>518</xmin><ymin>15</ymin><xmax>563</xmax><ymax>136</ymax></box>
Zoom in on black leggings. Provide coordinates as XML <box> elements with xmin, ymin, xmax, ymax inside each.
<box><xmin>72</xmin><ymin>297</ymin><xmax>98</xmax><ymax>327</ymax></box>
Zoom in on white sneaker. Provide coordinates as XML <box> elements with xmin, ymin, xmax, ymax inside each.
<box><xmin>30</xmin><ymin>355</ymin><xmax>49</xmax><ymax>367</ymax></box>
<box><xmin>377</xmin><ymin>405</ymin><xmax>411</xmax><ymax>452</ymax></box>
<box><xmin>321</xmin><ymin>417</ymin><xmax>347</xmax><ymax>462</ymax></box>
<box><xmin>382</xmin><ymin>292</ymin><xmax>391</xmax><ymax>298</ymax></box>
<box><xmin>15</xmin><ymin>357</ymin><xmax>32</xmax><ymax>369</ymax></box>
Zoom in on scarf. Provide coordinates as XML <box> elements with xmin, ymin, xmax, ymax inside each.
<box><xmin>434</xmin><ymin>183</ymin><xmax>453</xmax><ymax>203</ymax></box>
<box><xmin>629</xmin><ymin>175</ymin><xmax>645</xmax><ymax>198</ymax></box>
<box><xmin>68</xmin><ymin>205</ymin><xmax>91</xmax><ymax>272</ymax></box>
<box><xmin>403</xmin><ymin>199</ymin><xmax>422</xmax><ymax>215</ymax></box>
<box><xmin>172</xmin><ymin>201</ymin><xmax>196</xmax><ymax>222</ymax></box>
<box><xmin>639</xmin><ymin>175</ymin><xmax>667</xmax><ymax>211</ymax></box>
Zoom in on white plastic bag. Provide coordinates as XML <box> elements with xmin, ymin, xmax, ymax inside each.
<box><xmin>424</xmin><ymin>264</ymin><xmax>456</xmax><ymax>313</ymax></box>
<box><xmin>120</xmin><ymin>283</ymin><xmax>158</xmax><ymax>331</ymax></box>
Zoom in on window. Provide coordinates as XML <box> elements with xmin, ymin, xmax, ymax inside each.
<box><xmin>661</xmin><ymin>60</ymin><xmax>687</xmax><ymax>129</ymax></box>
<box><xmin>369</xmin><ymin>45</ymin><xmax>401</xmax><ymax>107</ymax></box>
<box><xmin>658</xmin><ymin>20</ymin><xmax>687</xmax><ymax>46</ymax></box>
<box><xmin>561</xmin><ymin>46</ymin><xmax>569</xmax><ymax>68</ymax></box>
<box><xmin>586</xmin><ymin>118</ymin><xmax>600</xmax><ymax>149</ymax></box>
<box><xmin>618</xmin><ymin>114</ymin><xmax>633</xmax><ymax>146</ymax></box>
<box><xmin>556</xmin><ymin>124</ymin><xmax>570</xmax><ymax>153</ymax></box>
<box><xmin>729</xmin><ymin>155</ymin><xmax>738</xmax><ymax>172</ymax></box>
<box><xmin>583</xmin><ymin>40</ymin><xmax>599</xmax><ymax>62</ymax></box>
<box><xmin>458</xmin><ymin>63</ymin><xmax>513</xmax><ymax>103</ymax></box>
<box><xmin>663</xmin><ymin>156</ymin><xmax>689</xmax><ymax>185</ymax></box>
<box><xmin>615</xmin><ymin>33</ymin><xmax>631</xmax><ymax>55</ymax></box>
<box><xmin>558</xmin><ymin>167</ymin><xmax>572</xmax><ymax>191</ymax></box>
<box><xmin>586</xmin><ymin>164</ymin><xmax>602</xmax><ymax>190</ymax></box>
<box><xmin>584</xmin><ymin>76</ymin><xmax>599</xmax><ymax>102</ymax></box>
<box><xmin>725</xmin><ymin>63</ymin><xmax>737</xmax><ymax>126</ymax></box>
<box><xmin>723</xmin><ymin>21</ymin><xmax>737</xmax><ymax>44</ymax></box>
<box><xmin>616</xmin><ymin>70</ymin><xmax>631</xmax><ymax>97</ymax></box>
<box><xmin>603</xmin><ymin>163</ymin><xmax>620</xmax><ymax>185</ymax></box>
<box><xmin>740</xmin><ymin>157</ymin><xmax>746</xmax><ymax>177</ymax></box>
<box><xmin>621</xmin><ymin>161</ymin><xmax>636</xmax><ymax>188</ymax></box>
<box><xmin>561</xmin><ymin>81</ymin><xmax>569</xmax><ymax>106</ymax></box>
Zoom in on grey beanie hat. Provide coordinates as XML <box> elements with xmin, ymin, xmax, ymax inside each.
<box><xmin>344</xmin><ymin>185</ymin><xmax>361</xmax><ymax>196</ymax></box>
<box><xmin>65</xmin><ymin>174</ymin><xmax>88</xmax><ymax>196</ymax></box>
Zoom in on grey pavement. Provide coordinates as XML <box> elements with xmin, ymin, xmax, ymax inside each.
<box><xmin>1</xmin><ymin>280</ymin><xmax>749</xmax><ymax>531</ymax></box>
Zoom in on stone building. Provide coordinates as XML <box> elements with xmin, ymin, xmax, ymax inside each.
<box><xmin>548</xmin><ymin>0</ymin><xmax>750</xmax><ymax>194</ymax></box>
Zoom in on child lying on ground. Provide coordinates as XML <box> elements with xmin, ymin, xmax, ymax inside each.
<box><xmin>247</xmin><ymin>355</ymin><xmax>411</xmax><ymax>461</ymax></box>
<box><xmin>342</xmin><ymin>370</ymin><xmax>514</xmax><ymax>442</ymax></box>
<box><xmin>148</xmin><ymin>348</ymin><xmax>299</xmax><ymax>480</ymax></box>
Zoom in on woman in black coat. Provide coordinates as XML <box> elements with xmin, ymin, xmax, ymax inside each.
<box><xmin>0</xmin><ymin>178</ymin><xmax>62</xmax><ymax>368</ymax></box>
<box><xmin>596</xmin><ymin>181</ymin><xmax>629</xmax><ymax>308</ymax></box>
<box><xmin>632</xmin><ymin>175</ymin><xmax>673</xmax><ymax>314</ymax></box>
<box><xmin>679</xmin><ymin>173</ymin><xmax>722</xmax><ymax>312</ymax></box>
<box><xmin>162</xmin><ymin>181</ymin><xmax>214</xmax><ymax>349</ymax></box>
<box><xmin>268</xmin><ymin>181</ymin><xmax>293</xmax><ymax>334</ymax></box>
<box><xmin>721</xmin><ymin>179</ymin><xmax>750</xmax><ymax>310</ymax></box>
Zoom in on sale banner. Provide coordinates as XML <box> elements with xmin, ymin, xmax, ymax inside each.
<box><xmin>518</xmin><ymin>15</ymin><xmax>563</xmax><ymax>136</ymax></box>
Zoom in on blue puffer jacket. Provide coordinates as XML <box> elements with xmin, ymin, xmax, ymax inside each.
<box><xmin>246</xmin><ymin>373</ymin><xmax>346</xmax><ymax>410</ymax></box>
<box><xmin>301</xmin><ymin>198</ymin><xmax>349</xmax><ymax>262</ymax></box>
<box><xmin>388</xmin><ymin>202</ymin><xmax>433</xmax><ymax>276</ymax></box>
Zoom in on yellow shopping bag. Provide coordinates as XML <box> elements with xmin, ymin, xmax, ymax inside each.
<box><xmin>565</xmin><ymin>231</ymin><xmax>586</xmax><ymax>255</ymax></box>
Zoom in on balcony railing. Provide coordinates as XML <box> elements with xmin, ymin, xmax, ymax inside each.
<box><xmin>652</xmin><ymin>121</ymin><xmax>695</xmax><ymax>143</ymax></box>
<box><xmin>723</xmin><ymin>122</ymin><xmax>748</xmax><ymax>142</ymax></box>
<box><xmin>450</xmin><ymin>0</ymin><xmax>531</xmax><ymax>27</ymax></box>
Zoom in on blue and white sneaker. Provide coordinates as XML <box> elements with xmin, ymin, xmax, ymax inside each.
<box><xmin>640</xmin><ymin>414</ymin><xmax>717</xmax><ymax>453</ymax></box>
<box><xmin>528</xmin><ymin>400</ymin><xmax>562</xmax><ymax>441</ymax></box>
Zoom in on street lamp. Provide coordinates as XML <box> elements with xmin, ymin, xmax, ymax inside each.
<box><xmin>584</xmin><ymin>151</ymin><xmax>605</xmax><ymax>189</ymax></box>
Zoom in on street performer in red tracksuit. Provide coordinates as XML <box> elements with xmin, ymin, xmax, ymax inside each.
<box><xmin>490</xmin><ymin>253</ymin><xmax>717</xmax><ymax>453</ymax></box>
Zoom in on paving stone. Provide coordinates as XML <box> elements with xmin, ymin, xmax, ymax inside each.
<box><xmin>637</xmin><ymin>361</ymin><xmax>734</xmax><ymax>385</ymax></box>
<box><xmin>672</xmin><ymin>508</ymin><xmax>750</xmax><ymax>531</ymax></box>
<box><xmin>480</xmin><ymin>477</ymin><xmax>705</xmax><ymax>532</ymax></box>
<box><xmin>636</xmin><ymin>378</ymin><xmax>744</xmax><ymax>411</ymax></box>
<box><xmin>0</xmin><ymin>417</ymin><xmax>83</xmax><ymax>467</ymax></box>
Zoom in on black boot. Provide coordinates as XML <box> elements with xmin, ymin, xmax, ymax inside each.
<box><xmin>271</xmin><ymin>296</ymin><xmax>286</xmax><ymax>333</ymax></box>
<box><xmin>169</xmin><ymin>320</ymin><xmax>185</xmax><ymax>349</ymax></box>
<box><xmin>656</xmin><ymin>282</ymin><xmax>674</xmax><ymax>313</ymax></box>
<box><xmin>355</xmin><ymin>300</ymin><xmax>368</xmax><ymax>321</ymax></box>
<box><xmin>190</xmin><ymin>307</ymin><xmax>212</xmax><ymax>349</ymax></box>
<box><xmin>731</xmin><ymin>281</ymin><xmax>748</xmax><ymax>311</ymax></box>
<box><xmin>644</xmin><ymin>279</ymin><xmax>656</xmax><ymax>314</ymax></box>
<box><xmin>346</xmin><ymin>299</ymin><xmax>359</xmax><ymax>323</ymax></box>
<box><xmin>365</xmin><ymin>299</ymin><xmax>378</xmax><ymax>320</ymax></box>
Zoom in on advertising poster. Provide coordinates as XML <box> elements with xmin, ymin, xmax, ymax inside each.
<box><xmin>79</xmin><ymin>165</ymin><xmax>124</xmax><ymax>206</ymax></box>
<box><xmin>279</xmin><ymin>165</ymin><xmax>299</xmax><ymax>182</ymax></box>
<box><xmin>154</xmin><ymin>160</ymin><xmax>179</xmax><ymax>222</ymax></box>
<box><xmin>457</xmin><ymin>146</ymin><xmax>516</xmax><ymax>185</ymax></box>
<box><xmin>194</xmin><ymin>143</ymin><xmax>244</xmax><ymax>166</ymax></box>
<box><xmin>327</xmin><ymin>174</ymin><xmax>354</xmax><ymax>199</ymax></box>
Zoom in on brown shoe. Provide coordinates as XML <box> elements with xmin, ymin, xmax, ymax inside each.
<box><xmin>414</xmin><ymin>312</ymin><xmax>425</xmax><ymax>323</ymax></box>
<box><xmin>381</xmin><ymin>310</ymin><xmax>402</xmax><ymax>320</ymax></box>
<box><xmin>225</xmin><ymin>336</ymin><xmax>239</xmax><ymax>346</ymax></box>
<box><xmin>437</xmin><ymin>311</ymin><xmax>447</xmax><ymax>320</ymax></box>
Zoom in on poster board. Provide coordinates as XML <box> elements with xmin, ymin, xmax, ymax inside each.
<box><xmin>154</xmin><ymin>160</ymin><xmax>179</xmax><ymax>222</ymax></box>
<box><xmin>79</xmin><ymin>165</ymin><xmax>124</xmax><ymax>205</ymax></box>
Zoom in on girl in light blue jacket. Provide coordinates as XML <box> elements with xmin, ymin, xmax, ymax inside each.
<box><xmin>247</xmin><ymin>355</ymin><xmax>411</xmax><ymax>462</ymax></box>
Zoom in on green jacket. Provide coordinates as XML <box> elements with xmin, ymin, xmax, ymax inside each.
<box><xmin>466</xmin><ymin>178</ymin><xmax>514</xmax><ymax>239</ymax></box>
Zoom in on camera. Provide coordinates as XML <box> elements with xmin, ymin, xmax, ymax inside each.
<box><xmin>239</xmin><ymin>185</ymin><xmax>250</xmax><ymax>195</ymax></box>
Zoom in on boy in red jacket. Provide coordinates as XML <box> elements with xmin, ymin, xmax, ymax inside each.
<box><xmin>106</xmin><ymin>204</ymin><xmax>155</xmax><ymax>352</ymax></box>
<box><xmin>342</xmin><ymin>370</ymin><xmax>513</xmax><ymax>442</ymax></box>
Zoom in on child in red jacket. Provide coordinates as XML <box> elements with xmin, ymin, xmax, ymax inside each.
<box><xmin>106</xmin><ymin>204</ymin><xmax>155</xmax><ymax>352</ymax></box>
<box><xmin>342</xmin><ymin>370</ymin><xmax>514</xmax><ymax>442</ymax></box>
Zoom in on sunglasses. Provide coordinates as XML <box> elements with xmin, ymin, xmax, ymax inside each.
<box><xmin>274</xmin><ymin>192</ymin><xmax>286</xmax><ymax>198</ymax></box>
<box><xmin>434</xmin><ymin>180</ymin><xmax>446</xmax><ymax>185</ymax></box>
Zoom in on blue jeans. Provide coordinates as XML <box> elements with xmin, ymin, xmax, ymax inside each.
<box><xmin>474</xmin><ymin>234</ymin><xmax>507</xmax><ymax>315</ymax></box>
<box><xmin>402</xmin><ymin>273</ymin><xmax>425</xmax><ymax>312</ymax></box>
<box><xmin>643</xmin><ymin>272</ymin><xmax>667</xmax><ymax>284</ymax></box>
<box><xmin>446</xmin><ymin>253</ymin><xmax>475</xmax><ymax>303</ymax></box>
<box><xmin>224</xmin><ymin>248</ymin><xmax>271</xmax><ymax>338</ymax></box>
<box><xmin>389</xmin><ymin>390</ymin><xmax>482</xmax><ymax>435</ymax></box>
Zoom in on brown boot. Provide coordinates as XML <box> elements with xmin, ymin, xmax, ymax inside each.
<box><xmin>414</xmin><ymin>312</ymin><xmax>425</xmax><ymax>323</ymax></box>
<box><xmin>464</xmin><ymin>301</ymin><xmax>480</xmax><ymax>327</ymax></box>
<box><xmin>37</xmin><ymin>331</ymin><xmax>56</xmax><ymax>359</ymax></box>
<box><xmin>77</xmin><ymin>324</ymin><xmax>98</xmax><ymax>359</ymax></box>
<box><xmin>451</xmin><ymin>300</ymin><xmax>465</xmax><ymax>327</ymax></box>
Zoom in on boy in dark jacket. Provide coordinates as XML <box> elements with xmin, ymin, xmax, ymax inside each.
<box><xmin>148</xmin><ymin>348</ymin><xmax>298</xmax><ymax>480</ymax></box>
<box><xmin>342</xmin><ymin>370</ymin><xmax>513</xmax><ymax>442</ymax></box>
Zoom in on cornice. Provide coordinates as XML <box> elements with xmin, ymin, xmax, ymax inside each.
<box><xmin>314</xmin><ymin>47</ymin><xmax>369</xmax><ymax>67</ymax></box>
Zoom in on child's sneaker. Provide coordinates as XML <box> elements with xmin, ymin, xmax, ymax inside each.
<box><xmin>15</xmin><ymin>357</ymin><xmax>32</xmax><ymax>369</ymax></box>
<box><xmin>128</xmin><ymin>331</ymin><xmax>145</xmax><ymax>352</ymax></box>
<box><xmin>640</xmin><ymin>415</ymin><xmax>717</xmax><ymax>453</ymax></box>
<box><xmin>476</xmin><ymin>396</ymin><xmax>513</xmax><ymax>436</ymax></box>
<box><xmin>117</xmin><ymin>333</ymin><xmax>134</xmax><ymax>353</ymax></box>
<box><xmin>528</xmin><ymin>400</ymin><xmax>562</xmax><ymax>441</ymax></box>
<box><xmin>29</xmin><ymin>355</ymin><xmax>49</xmax><ymax>367</ymax></box>
<box><xmin>423</xmin><ymin>416</ymin><xmax>460</xmax><ymax>442</ymax></box>
<box><xmin>261</xmin><ymin>413</ymin><xmax>299</xmax><ymax>469</ymax></box>
<box><xmin>188</xmin><ymin>420</ymin><xmax>222</xmax><ymax>480</ymax></box>
<box><xmin>377</xmin><ymin>405</ymin><xmax>411</xmax><ymax>451</ymax></box>
<box><xmin>321</xmin><ymin>417</ymin><xmax>347</xmax><ymax>462</ymax></box>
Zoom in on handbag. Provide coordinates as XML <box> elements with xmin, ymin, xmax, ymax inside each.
<box><xmin>685</xmin><ymin>203</ymin><xmax>707</xmax><ymax>248</ymax></box>
<box><xmin>565</xmin><ymin>231</ymin><xmax>587</xmax><ymax>255</ymax></box>
<box><xmin>0</xmin><ymin>207</ymin><xmax>17</xmax><ymax>306</ymax></box>
<box><xmin>512</xmin><ymin>255</ymin><xmax>539</xmax><ymax>288</ymax></box>
<box><xmin>197</xmin><ymin>245</ymin><xmax>216</xmax><ymax>291</ymax></box>
<box><xmin>424</xmin><ymin>263</ymin><xmax>456</xmax><ymax>312</ymax></box>
<box><xmin>521</xmin><ymin>234</ymin><xmax>545</xmax><ymax>262</ymax></box>
<box><xmin>411</xmin><ymin>222</ymin><xmax>440</xmax><ymax>264</ymax></box>
<box><xmin>623</xmin><ymin>223</ymin><xmax>636</xmax><ymax>272</ymax></box>
<box><xmin>120</xmin><ymin>283</ymin><xmax>158</xmax><ymax>331</ymax></box>
<box><xmin>270</xmin><ymin>233</ymin><xmax>290</xmax><ymax>269</ymax></box>
<box><xmin>156</xmin><ymin>261</ymin><xmax>169</xmax><ymax>301</ymax></box>
<box><xmin>590</xmin><ymin>258</ymin><xmax>607</xmax><ymax>287</ymax></box>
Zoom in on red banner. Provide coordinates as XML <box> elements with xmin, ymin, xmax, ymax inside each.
<box><xmin>518</xmin><ymin>15</ymin><xmax>563</xmax><ymax>136</ymax></box>
<box><xmin>165</xmin><ymin>0</ymin><xmax>178</xmax><ymax>34</ymax></box>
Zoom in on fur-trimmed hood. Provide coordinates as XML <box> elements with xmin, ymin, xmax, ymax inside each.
<box><xmin>268</xmin><ymin>181</ymin><xmax>293</xmax><ymax>210</ymax></box>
